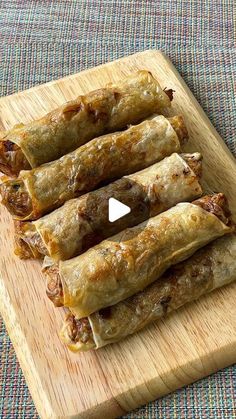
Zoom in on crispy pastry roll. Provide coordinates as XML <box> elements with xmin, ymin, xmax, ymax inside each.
<box><xmin>60</xmin><ymin>234</ymin><xmax>236</xmax><ymax>351</ymax></box>
<box><xmin>0</xmin><ymin>71</ymin><xmax>172</xmax><ymax>176</ymax></box>
<box><xmin>43</xmin><ymin>194</ymin><xmax>232</xmax><ymax>318</ymax></box>
<box><xmin>14</xmin><ymin>152</ymin><xmax>202</xmax><ymax>261</ymax></box>
<box><xmin>1</xmin><ymin>115</ymin><xmax>187</xmax><ymax>220</ymax></box>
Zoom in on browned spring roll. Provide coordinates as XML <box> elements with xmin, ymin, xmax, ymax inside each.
<box><xmin>14</xmin><ymin>152</ymin><xmax>202</xmax><ymax>261</ymax></box>
<box><xmin>0</xmin><ymin>115</ymin><xmax>187</xmax><ymax>220</ymax></box>
<box><xmin>43</xmin><ymin>194</ymin><xmax>232</xmax><ymax>317</ymax></box>
<box><xmin>0</xmin><ymin>71</ymin><xmax>172</xmax><ymax>177</ymax></box>
<box><xmin>60</xmin><ymin>234</ymin><xmax>236</xmax><ymax>351</ymax></box>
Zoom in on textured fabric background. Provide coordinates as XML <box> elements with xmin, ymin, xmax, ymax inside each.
<box><xmin>0</xmin><ymin>0</ymin><xmax>235</xmax><ymax>418</ymax></box>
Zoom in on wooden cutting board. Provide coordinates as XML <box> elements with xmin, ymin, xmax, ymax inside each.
<box><xmin>0</xmin><ymin>50</ymin><xmax>236</xmax><ymax>419</ymax></box>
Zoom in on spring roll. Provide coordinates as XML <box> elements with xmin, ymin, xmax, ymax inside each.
<box><xmin>43</xmin><ymin>194</ymin><xmax>232</xmax><ymax>317</ymax></box>
<box><xmin>14</xmin><ymin>152</ymin><xmax>202</xmax><ymax>261</ymax></box>
<box><xmin>0</xmin><ymin>115</ymin><xmax>187</xmax><ymax>220</ymax></box>
<box><xmin>60</xmin><ymin>234</ymin><xmax>236</xmax><ymax>351</ymax></box>
<box><xmin>0</xmin><ymin>71</ymin><xmax>172</xmax><ymax>177</ymax></box>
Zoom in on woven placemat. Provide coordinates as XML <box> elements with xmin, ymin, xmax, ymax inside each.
<box><xmin>0</xmin><ymin>1</ymin><xmax>235</xmax><ymax>417</ymax></box>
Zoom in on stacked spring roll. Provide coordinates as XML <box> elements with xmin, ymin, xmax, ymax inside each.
<box><xmin>61</xmin><ymin>234</ymin><xmax>236</xmax><ymax>351</ymax></box>
<box><xmin>0</xmin><ymin>115</ymin><xmax>187</xmax><ymax>220</ymax></box>
<box><xmin>14</xmin><ymin>152</ymin><xmax>202</xmax><ymax>260</ymax></box>
<box><xmin>43</xmin><ymin>194</ymin><xmax>233</xmax><ymax>317</ymax></box>
<box><xmin>1</xmin><ymin>70</ymin><xmax>235</xmax><ymax>353</ymax></box>
<box><xmin>0</xmin><ymin>70</ymin><xmax>172</xmax><ymax>176</ymax></box>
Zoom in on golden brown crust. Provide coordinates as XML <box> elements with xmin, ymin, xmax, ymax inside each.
<box><xmin>168</xmin><ymin>116</ymin><xmax>188</xmax><ymax>145</ymax></box>
<box><xmin>63</xmin><ymin>234</ymin><xmax>236</xmax><ymax>351</ymax></box>
<box><xmin>63</xmin><ymin>245</ymin><xmax>212</xmax><ymax>347</ymax></box>
<box><xmin>12</xmin><ymin>152</ymin><xmax>202</xmax><ymax>261</ymax></box>
<box><xmin>46</xmin><ymin>194</ymin><xmax>231</xmax><ymax>309</ymax></box>
<box><xmin>1</xmin><ymin>115</ymin><xmax>181</xmax><ymax>220</ymax></box>
<box><xmin>0</xmin><ymin>114</ymin><xmax>182</xmax><ymax>179</ymax></box>
<box><xmin>0</xmin><ymin>71</ymin><xmax>172</xmax><ymax>176</ymax></box>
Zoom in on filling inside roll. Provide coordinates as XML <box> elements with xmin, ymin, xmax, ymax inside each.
<box><xmin>14</xmin><ymin>221</ymin><xmax>48</xmax><ymax>259</ymax></box>
<box><xmin>44</xmin><ymin>193</ymin><xmax>231</xmax><ymax>308</ymax></box>
<box><xmin>0</xmin><ymin>115</ymin><xmax>187</xmax><ymax>219</ymax></box>
<box><xmin>181</xmin><ymin>153</ymin><xmax>202</xmax><ymax>178</ymax></box>
<box><xmin>45</xmin><ymin>263</ymin><xmax>64</xmax><ymax>307</ymax></box>
<box><xmin>0</xmin><ymin>179</ymin><xmax>33</xmax><ymax>218</ymax></box>
<box><xmin>192</xmin><ymin>193</ymin><xmax>231</xmax><ymax>225</ymax></box>
<box><xmin>0</xmin><ymin>138</ymin><xmax>31</xmax><ymax>177</ymax></box>
<box><xmin>63</xmin><ymin>314</ymin><xmax>96</xmax><ymax>351</ymax></box>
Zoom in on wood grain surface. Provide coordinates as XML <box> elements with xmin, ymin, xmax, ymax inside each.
<box><xmin>0</xmin><ymin>50</ymin><xmax>236</xmax><ymax>419</ymax></box>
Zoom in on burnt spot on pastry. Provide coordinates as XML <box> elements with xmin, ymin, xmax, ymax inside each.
<box><xmin>4</xmin><ymin>140</ymin><xmax>15</xmax><ymax>151</ymax></box>
<box><xmin>162</xmin><ymin>264</ymin><xmax>185</xmax><ymax>282</ymax></box>
<box><xmin>190</xmin><ymin>268</ymin><xmax>200</xmax><ymax>277</ymax></box>
<box><xmin>113</xmin><ymin>91</ymin><xmax>121</xmax><ymax>102</ymax></box>
<box><xmin>160</xmin><ymin>295</ymin><xmax>172</xmax><ymax>314</ymax></box>
<box><xmin>98</xmin><ymin>306</ymin><xmax>112</xmax><ymax>320</ymax></box>
<box><xmin>163</xmin><ymin>88</ymin><xmax>174</xmax><ymax>101</ymax></box>
<box><xmin>183</xmin><ymin>168</ymin><xmax>190</xmax><ymax>175</ymax></box>
<box><xmin>81</xmin><ymin>232</ymin><xmax>104</xmax><ymax>253</ymax></box>
<box><xmin>12</xmin><ymin>183</ymin><xmax>20</xmax><ymax>191</ymax></box>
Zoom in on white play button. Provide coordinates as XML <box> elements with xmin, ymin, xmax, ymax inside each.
<box><xmin>108</xmin><ymin>197</ymin><xmax>131</xmax><ymax>222</ymax></box>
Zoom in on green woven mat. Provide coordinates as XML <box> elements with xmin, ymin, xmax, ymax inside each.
<box><xmin>0</xmin><ymin>1</ymin><xmax>235</xmax><ymax>418</ymax></box>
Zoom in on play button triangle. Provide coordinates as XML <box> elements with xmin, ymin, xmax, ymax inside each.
<box><xmin>108</xmin><ymin>198</ymin><xmax>131</xmax><ymax>222</ymax></box>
